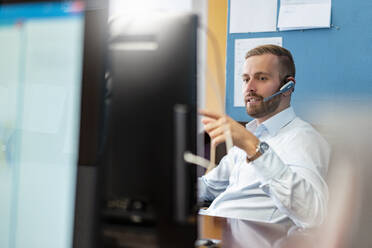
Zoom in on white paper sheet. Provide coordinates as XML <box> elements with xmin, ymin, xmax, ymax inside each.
<box><xmin>229</xmin><ymin>0</ymin><xmax>277</xmax><ymax>33</ymax></box>
<box><xmin>278</xmin><ymin>0</ymin><xmax>331</xmax><ymax>31</ymax></box>
<box><xmin>234</xmin><ymin>37</ymin><xmax>283</xmax><ymax>107</ymax></box>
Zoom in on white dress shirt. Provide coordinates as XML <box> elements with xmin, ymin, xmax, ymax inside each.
<box><xmin>198</xmin><ymin>107</ymin><xmax>330</xmax><ymax>228</ymax></box>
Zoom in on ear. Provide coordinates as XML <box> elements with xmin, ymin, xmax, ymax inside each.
<box><xmin>283</xmin><ymin>77</ymin><xmax>295</xmax><ymax>96</ymax></box>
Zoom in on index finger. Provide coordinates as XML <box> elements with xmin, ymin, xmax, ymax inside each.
<box><xmin>198</xmin><ymin>109</ymin><xmax>223</xmax><ymax>120</ymax></box>
<box><xmin>201</xmin><ymin>116</ymin><xmax>215</xmax><ymax>125</ymax></box>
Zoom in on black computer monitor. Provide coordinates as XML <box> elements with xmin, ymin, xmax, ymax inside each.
<box><xmin>100</xmin><ymin>12</ymin><xmax>198</xmax><ymax>248</ymax></box>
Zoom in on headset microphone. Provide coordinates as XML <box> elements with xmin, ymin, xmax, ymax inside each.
<box><xmin>263</xmin><ymin>81</ymin><xmax>295</xmax><ymax>102</ymax></box>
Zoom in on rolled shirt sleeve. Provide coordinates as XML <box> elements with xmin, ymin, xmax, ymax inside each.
<box><xmin>198</xmin><ymin>150</ymin><xmax>235</xmax><ymax>202</ymax></box>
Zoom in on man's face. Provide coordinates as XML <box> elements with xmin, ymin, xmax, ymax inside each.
<box><xmin>242</xmin><ymin>54</ymin><xmax>282</xmax><ymax>119</ymax></box>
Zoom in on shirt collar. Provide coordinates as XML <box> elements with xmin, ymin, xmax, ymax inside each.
<box><xmin>245</xmin><ymin>107</ymin><xmax>296</xmax><ymax>137</ymax></box>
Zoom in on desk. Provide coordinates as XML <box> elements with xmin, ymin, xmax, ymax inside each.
<box><xmin>198</xmin><ymin>215</ymin><xmax>317</xmax><ymax>248</ymax></box>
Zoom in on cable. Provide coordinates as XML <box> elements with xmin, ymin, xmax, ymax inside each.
<box><xmin>185</xmin><ymin>22</ymin><xmax>234</xmax><ymax>171</ymax></box>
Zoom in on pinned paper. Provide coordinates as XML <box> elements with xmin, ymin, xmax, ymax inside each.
<box><xmin>278</xmin><ymin>0</ymin><xmax>331</xmax><ymax>31</ymax></box>
<box><xmin>229</xmin><ymin>0</ymin><xmax>277</xmax><ymax>33</ymax></box>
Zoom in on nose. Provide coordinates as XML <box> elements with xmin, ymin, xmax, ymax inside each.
<box><xmin>243</xmin><ymin>79</ymin><xmax>256</xmax><ymax>96</ymax></box>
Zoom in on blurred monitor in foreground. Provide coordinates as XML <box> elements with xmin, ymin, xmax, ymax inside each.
<box><xmin>274</xmin><ymin>101</ymin><xmax>372</xmax><ymax>248</ymax></box>
<box><xmin>307</xmin><ymin>102</ymin><xmax>372</xmax><ymax>248</ymax></box>
<box><xmin>98</xmin><ymin>11</ymin><xmax>198</xmax><ymax>248</ymax></box>
<box><xmin>0</xmin><ymin>1</ymin><xmax>85</xmax><ymax>248</ymax></box>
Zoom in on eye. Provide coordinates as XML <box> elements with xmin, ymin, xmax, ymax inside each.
<box><xmin>242</xmin><ymin>78</ymin><xmax>249</xmax><ymax>84</ymax></box>
<box><xmin>259</xmin><ymin>76</ymin><xmax>268</xmax><ymax>81</ymax></box>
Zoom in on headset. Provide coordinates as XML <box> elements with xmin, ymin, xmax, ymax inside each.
<box><xmin>263</xmin><ymin>80</ymin><xmax>295</xmax><ymax>102</ymax></box>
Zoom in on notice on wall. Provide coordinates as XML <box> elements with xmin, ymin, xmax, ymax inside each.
<box><xmin>234</xmin><ymin>37</ymin><xmax>283</xmax><ymax>107</ymax></box>
<box><xmin>229</xmin><ymin>0</ymin><xmax>277</xmax><ymax>33</ymax></box>
<box><xmin>278</xmin><ymin>0</ymin><xmax>331</xmax><ymax>31</ymax></box>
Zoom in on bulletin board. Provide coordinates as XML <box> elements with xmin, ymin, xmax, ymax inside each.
<box><xmin>226</xmin><ymin>0</ymin><xmax>372</xmax><ymax>122</ymax></box>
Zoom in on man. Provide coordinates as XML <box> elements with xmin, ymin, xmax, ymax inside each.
<box><xmin>198</xmin><ymin>45</ymin><xmax>330</xmax><ymax>228</ymax></box>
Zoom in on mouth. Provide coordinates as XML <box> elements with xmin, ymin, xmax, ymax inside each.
<box><xmin>245</xmin><ymin>96</ymin><xmax>262</xmax><ymax>105</ymax></box>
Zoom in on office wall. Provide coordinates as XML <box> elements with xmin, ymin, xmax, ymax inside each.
<box><xmin>225</xmin><ymin>0</ymin><xmax>372</xmax><ymax>122</ymax></box>
<box><xmin>205</xmin><ymin>0</ymin><xmax>228</xmax><ymax>113</ymax></box>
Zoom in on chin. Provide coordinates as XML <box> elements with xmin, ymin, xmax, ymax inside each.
<box><xmin>246</xmin><ymin>104</ymin><xmax>276</xmax><ymax>119</ymax></box>
<box><xmin>246</xmin><ymin>106</ymin><xmax>263</xmax><ymax>118</ymax></box>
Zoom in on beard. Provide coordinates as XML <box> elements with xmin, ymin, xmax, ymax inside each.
<box><xmin>245</xmin><ymin>92</ymin><xmax>281</xmax><ymax>119</ymax></box>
